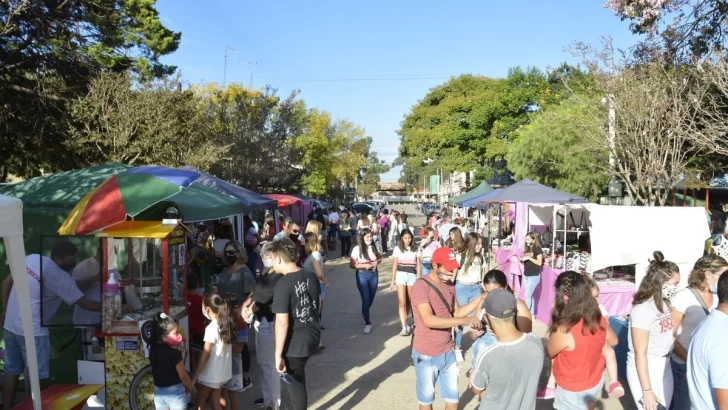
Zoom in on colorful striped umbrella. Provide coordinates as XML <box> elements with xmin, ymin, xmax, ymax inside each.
<box><xmin>59</xmin><ymin>166</ymin><xmax>201</xmax><ymax>235</ymax></box>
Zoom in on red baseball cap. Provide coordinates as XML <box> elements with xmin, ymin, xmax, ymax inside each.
<box><xmin>431</xmin><ymin>247</ymin><xmax>460</xmax><ymax>272</ymax></box>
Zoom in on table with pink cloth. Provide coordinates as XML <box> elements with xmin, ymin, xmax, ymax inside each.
<box><xmin>494</xmin><ymin>248</ymin><xmax>635</xmax><ymax>324</ymax></box>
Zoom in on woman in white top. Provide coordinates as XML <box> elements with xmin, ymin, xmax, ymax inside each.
<box><xmin>349</xmin><ymin>228</ymin><xmax>382</xmax><ymax>334</ymax></box>
<box><xmin>453</xmin><ymin>232</ymin><xmax>485</xmax><ymax>362</ymax></box>
<box><xmin>389</xmin><ymin>229</ymin><xmax>420</xmax><ymax>336</ymax></box>
<box><xmin>669</xmin><ymin>254</ymin><xmax>728</xmax><ymax>409</ymax></box>
<box><xmin>368</xmin><ymin>214</ymin><xmax>382</xmax><ymax>254</ymax></box>
<box><xmin>388</xmin><ymin>212</ymin><xmax>400</xmax><ymax>251</ymax></box>
<box><xmin>627</xmin><ymin>251</ymin><xmax>680</xmax><ymax>410</ymax></box>
<box><xmin>418</xmin><ymin>226</ymin><xmax>440</xmax><ymax>275</ymax></box>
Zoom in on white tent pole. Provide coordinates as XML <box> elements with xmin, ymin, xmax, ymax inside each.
<box><xmin>552</xmin><ymin>206</ymin><xmax>556</xmax><ymax>262</ymax></box>
<box><xmin>4</xmin><ymin>236</ymin><xmax>42</xmax><ymax>410</ymax></box>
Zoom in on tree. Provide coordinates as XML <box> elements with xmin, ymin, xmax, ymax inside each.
<box><xmin>506</xmin><ymin>99</ymin><xmax>608</xmax><ymax>200</ymax></box>
<box><xmin>396</xmin><ymin>68</ymin><xmax>557</xmax><ymax>188</ymax></box>
<box><xmin>201</xmin><ymin>84</ymin><xmax>308</xmax><ymax>192</ymax></box>
<box><xmin>0</xmin><ymin>0</ymin><xmax>180</xmax><ymax>179</ymax></box>
<box><xmin>293</xmin><ymin>109</ymin><xmax>370</xmax><ymax>196</ymax></box>
<box><xmin>358</xmin><ymin>155</ymin><xmax>391</xmax><ymax>200</ymax></box>
<box><xmin>566</xmin><ymin>41</ymin><xmax>723</xmax><ymax>205</ymax></box>
<box><xmin>605</xmin><ymin>0</ymin><xmax>728</xmax><ymax>60</ymax></box>
<box><xmin>66</xmin><ymin>71</ymin><xmax>225</xmax><ymax>170</ymax></box>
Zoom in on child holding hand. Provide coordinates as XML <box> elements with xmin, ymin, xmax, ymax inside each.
<box><xmin>148</xmin><ymin>312</ymin><xmax>194</xmax><ymax>410</ymax></box>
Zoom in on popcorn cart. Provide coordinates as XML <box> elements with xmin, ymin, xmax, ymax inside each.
<box><xmin>71</xmin><ymin>221</ymin><xmax>197</xmax><ymax>410</ymax></box>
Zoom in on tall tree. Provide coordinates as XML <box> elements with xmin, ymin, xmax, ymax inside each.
<box><xmin>67</xmin><ymin>71</ymin><xmax>225</xmax><ymax>170</ymax></box>
<box><xmin>358</xmin><ymin>154</ymin><xmax>391</xmax><ymax>200</ymax></box>
<box><xmin>0</xmin><ymin>0</ymin><xmax>180</xmax><ymax>180</ymax></box>
<box><xmin>507</xmin><ymin>99</ymin><xmax>608</xmax><ymax>200</ymax></box>
<box><xmin>605</xmin><ymin>0</ymin><xmax>728</xmax><ymax>60</ymax></box>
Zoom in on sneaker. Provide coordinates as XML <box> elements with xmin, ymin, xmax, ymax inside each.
<box><xmin>241</xmin><ymin>378</ymin><xmax>253</xmax><ymax>392</ymax></box>
<box><xmin>454</xmin><ymin>349</ymin><xmax>464</xmax><ymax>362</ymax></box>
<box><xmin>363</xmin><ymin>325</ymin><xmax>372</xmax><ymax>334</ymax></box>
<box><xmin>254</xmin><ymin>398</ymin><xmax>265</xmax><ymax>405</ymax></box>
<box><xmin>536</xmin><ymin>385</ymin><xmax>556</xmax><ymax>400</ymax></box>
<box><xmin>399</xmin><ymin>327</ymin><xmax>408</xmax><ymax>336</ymax></box>
<box><xmin>608</xmin><ymin>381</ymin><xmax>625</xmax><ymax>398</ymax></box>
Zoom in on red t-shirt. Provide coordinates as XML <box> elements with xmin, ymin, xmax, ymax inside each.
<box><xmin>186</xmin><ymin>294</ymin><xmax>205</xmax><ymax>337</ymax></box>
<box><xmin>410</xmin><ymin>276</ymin><xmax>455</xmax><ymax>357</ymax></box>
<box><xmin>553</xmin><ymin>317</ymin><xmax>607</xmax><ymax>391</ymax></box>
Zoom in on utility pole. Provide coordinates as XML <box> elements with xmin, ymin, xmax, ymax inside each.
<box><xmin>223</xmin><ymin>45</ymin><xmax>236</xmax><ymax>86</ymax></box>
<box><xmin>239</xmin><ymin>61</ymin><xmax>260</xmax><ymax>87</ymax></box>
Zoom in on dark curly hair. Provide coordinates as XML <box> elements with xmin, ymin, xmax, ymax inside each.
<box><xmin>549</xmin><ymin>270</ymin><xmax>604</xmax><ymax>336</ymax></box>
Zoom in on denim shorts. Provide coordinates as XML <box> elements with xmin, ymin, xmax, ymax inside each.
<box><xmin>224</xmin><ymin>371</ymin><xmax>244</xmax><ymax>392</ymax></box>
<box><xmin>395</xmin><ymin>271</ymin><xmax>417</xmax><ymax>286</ymax></box>
<box><xmin>421</xmin><ymin>260</ymin><xmax>433</xmax><ymax>275</ymax></box>
<box><xmin>411</xmin><ymin>349</ymin><xmax>459</xmax><ymax>405</ymax></box>
<box><xmin>4</xmin><ymin>330</ymin><xmax>50</xmax><ymax>379</ymax></box>
<box><xmin>154</xmin><ymin>383</ymin><xmax>188</xmax><ymax>410</ymax></box>
<box><xmin>554</xmin><ymin>375</ymin><xmax>604</xmax><ymax>410</ymax></box>
<box><xmin>320</xmin><ymin>283</ymin><xmax>328</xmax><ymax>300</ymax></box>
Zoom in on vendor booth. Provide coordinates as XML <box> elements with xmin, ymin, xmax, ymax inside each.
<box><xmin>265</xmin><ymin>194</ymin><xmax>305</xmax><ymax>225</ymax></box>
<box><xmin>491</xmin><ymin>182</ymin><xmax>710</xmax><ymax>324</ymax></box>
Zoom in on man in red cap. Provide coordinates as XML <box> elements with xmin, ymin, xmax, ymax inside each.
<box><xmin>410</xmin><ymin>247</ymin><xmax>485</xmax><ymax>410</ymax></box>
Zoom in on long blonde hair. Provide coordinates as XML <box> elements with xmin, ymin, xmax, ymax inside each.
<box><xmin>689</xmin><ymin>254</ymin><xmax>728</xmax><ymax>290</ymax></box>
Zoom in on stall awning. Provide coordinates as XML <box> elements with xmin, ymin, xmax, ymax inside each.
<box><xmin>92</xmin><ymin>221</ymin><xmax>190</xmax><ymax>238</ymax></box>
<box><xmin>463</xmin><ymin>188</ymin><xmax>503</xmax><ymax>208</ymax></box>
<box><xmin>486</xmin><ymin>179</ymin><xmax>587</xmax><ymax>204</ymax></box>
<box><xmin>265</xmin><ymin>194</ymin><xmax>303</xmax><ymax>207</ymax></box>
<box><xmin>449</xmin><ymin>181</ymin><xmax>494</xmax><ymax>204</ymax></box>
<box><xmin>179</xmin><ymin>166</ymin><xmax>277</xmax><ymax>211</ymax></box>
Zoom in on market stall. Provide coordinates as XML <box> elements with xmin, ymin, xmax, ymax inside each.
<box><xmin>265</xmin><ymin>194</ymin><xmax>305</xmax><ymax>225</ymax></box>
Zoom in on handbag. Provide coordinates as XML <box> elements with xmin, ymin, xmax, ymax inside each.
<box><xmin>410</xmin><ymin>277</ymin><xmax>452</xmax><ymax>365</ymax></box>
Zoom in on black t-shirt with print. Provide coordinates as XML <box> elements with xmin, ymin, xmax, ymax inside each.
<box><xmin>149</xmin><ymin>343</ymin><xmax>183</xmax><ymax>387</ymax></box>
<box><xmin>523</xmin><ymin>246</ymin><xmax>543</xmax><ymax>277</ymax></box>
<box><xmin>253</xmin><ymin>272</ymin><xmax>284</xmax><ymax>323</ymax></box>
<box><xmin>271</xmin><ymin>269</ymin><xmax>321</xmax><ymax>358</ymax></box>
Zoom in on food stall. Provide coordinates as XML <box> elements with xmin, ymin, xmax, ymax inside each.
<box><xmin>62</xmin><ymin>220</ymin><xmax>192</xmax><ymax>410</ymax></box>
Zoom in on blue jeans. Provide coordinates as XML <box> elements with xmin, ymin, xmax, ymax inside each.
<box><xmin>356</xmin><ymin>270</ymin><xmax>378</xmax><ymax>325</ymax></box>
<box><xmin>421</xmin><ymin>260</ymin><xmax>432</xmax><ymax>275</ymax></box>
<box><xmin>454</xmin><ymin>282</ymin><xmax>482</xmax><ymax>348</ymax></box>
<box><xmin>390</xmin><ymin>233</ymin><xmax>399</xmax><ymax>250</ymax></box>
<box><xmin>470</xmin><ymin>332</ymin><xmax>498</xmax><ymax>369</ymax></box>
<box><xmin>523</xmin><ymin>274</ymin><xmax>541</xmax><ymax>315</ymax></box>
<box><xmin>411</xmin><ymin>349</ymin><xmax>459</xmax><ymax>405</ymax></box>
<box><xmin>154</xmin><ymin>383</ymin><xmax>188</xmax><ymax>410</ymax></box>
<box><xmin>669</xmin><ymin>360</ymin><xmax>689</xmax><ymax>410</ymax></box>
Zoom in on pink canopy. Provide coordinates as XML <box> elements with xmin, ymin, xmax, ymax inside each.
<box><xmin>264</xmin><ymin>194</ymin><xmax>303</xmax><ymax>207</ymax></box>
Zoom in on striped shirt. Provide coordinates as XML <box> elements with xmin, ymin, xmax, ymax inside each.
<box><xmin>393</xmin><ymin>246</ymin><xmax>417</xmax><ymax>268</ymax></box>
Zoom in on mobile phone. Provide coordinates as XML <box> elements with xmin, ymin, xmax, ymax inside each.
<box><xmin>280</xmin><ymin>373</ymin><xmax>293</xmax><ymax>385</ymax></box>
<box><xmin>638</xmin><ymin>399</ymin><xmax>667</xmax><ymax>410</ymax></box>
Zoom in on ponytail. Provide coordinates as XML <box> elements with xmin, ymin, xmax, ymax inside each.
<box><xmin>203</xmin><ymin>292</ymin><xmax>236</xmax><ymax>344</ymax></box>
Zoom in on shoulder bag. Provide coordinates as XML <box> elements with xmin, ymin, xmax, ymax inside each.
<box><xmin>410</xmin><ymin>277</ymin><xmax>453</xmax><ymax>364</ymax></box>
<box><xmin>688</xmin><ymin>287</ymin><xmax>711</xmax><ymax>316</ymax></box>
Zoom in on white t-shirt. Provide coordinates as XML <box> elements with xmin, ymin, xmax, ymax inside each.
<box><xmin>198</xmin><ymin>319</ymin><xmax>232</xmax><ymax>384</ymax></box>
<box><xmin>5</xmin><ymin>255</ymin><xmax>84</xmax><ymax>337</ymax></box>
<box><xmin>329</xmin><ymin>212</ymin><xmax>339</xmax><ymax>224</ymax></box>
<box><xmin>351</xmin><ymin>245</ymin><xmax>378</xmax><ymax>264</ymax></box>
<box><xmin>72</xmin><ymin>257</ymin><xmax>121</xmax><ymax>326</ymax></box>
<box><xmin>457</xmin><ymin>254</ymin><xmax>483</xmax><ymax>284</ymax></box>
<box><xmin>627</xmin><ymin>300</ymin><xmax>674</xmax><ymax>366</ymax></box>
<box><xmin>672</xmin><ymin>288</ymin><xmax>717</xmax><ymax>364</ymax></box>
<box><xmin>419</xmin><ymin>239</ymin><xmax>440</xmax><ymax>261</ymax></box>
<box><xmin>393</xmin><ymin>246</ymin><xmax>417</xmax><ymax>269</ymax></box>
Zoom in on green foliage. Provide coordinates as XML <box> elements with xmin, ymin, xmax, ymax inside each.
<box><xmin>358</xmin><ymin>155</ymin><xmax>391</xmax><ymax>199</ymax></box>
<box><xmin>506</xmin><ymin>99</ymin><xmax>608</xmax><ymax>200</ymax></box>
<box><xmin>0</xmin><ymin>0</ymin><xmax>180</xmax><ymax>179</ymax></box>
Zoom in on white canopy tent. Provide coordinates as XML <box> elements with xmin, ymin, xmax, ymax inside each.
<box><xmin>0</xmin><ymin>195</ymin><xmax>41</xmax><ymax>410</ymax></box>
<box><xmin>529</xmin><ymin>203</ymin><xmax>709</xmax><ymax>288</ymax></box>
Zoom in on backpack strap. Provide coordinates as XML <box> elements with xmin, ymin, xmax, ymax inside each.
<box><xmin>689</xmin><ymin>287</ymin><xmax>711</xmax><ymax>316</ymax></box>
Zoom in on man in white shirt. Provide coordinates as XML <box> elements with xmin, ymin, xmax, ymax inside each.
<box><xmin>688</xmin><ymin>272</ymin><xmax>728</xmax><ymax>409</ymax></box>
<box><xmin>328</xmin><ymin>208</ymin><xmax>340</xmax><ymax>251</ymax></box>
<box><xmin>2</xmin><ymin>241</ymin><xmax>100</xmax><ymax>409</ymax></box>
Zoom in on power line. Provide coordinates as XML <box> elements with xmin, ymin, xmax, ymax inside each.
<box><xmin>288</xmin><ymin>76</ymin><xmax>446</xmax><ymax>83</ymax></box>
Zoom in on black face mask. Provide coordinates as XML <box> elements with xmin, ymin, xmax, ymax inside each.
<box><xmin>58</xmin><ymin>262</ymin><xmax>77</xmax><ymax>272</ymax></box>
<box><xmin>289</xmin><ymin>234</ymin><xmax>298</xmax><ymax>242</ymax></box>
<box><xmin>225</xmin><ymin>255</ymin><xmax>238</xmax><ymax>265</ymax></box>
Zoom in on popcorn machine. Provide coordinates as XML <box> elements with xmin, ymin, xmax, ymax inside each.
<box><xmin>78</xmin><ymin>221</ymin><xmax>192</xmax><ymax>410</ymax></box>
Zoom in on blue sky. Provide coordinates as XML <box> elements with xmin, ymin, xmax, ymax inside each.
<box><xmin>156</xmin><ymin>0</ymin><xmax>638</xmax><ymax>181</ymax></box>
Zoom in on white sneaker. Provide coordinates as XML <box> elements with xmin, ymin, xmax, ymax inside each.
<box><xmin>363</xmin><ymin>325</ymin><xmax>372</xmax><ymax>334</ymax></box>
<box><xmin>454</xmin><ymin>349</ymin><xmax>464</xmax><ymax>362</ymax></box>
<box><xmin>399</xmin><ymin>327</ymin><xmax>408</xmax><ymax>336</ymax></box>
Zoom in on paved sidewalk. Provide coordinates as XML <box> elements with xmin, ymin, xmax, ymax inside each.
<box><xmin>244</xmin><ymin>250</ymin><xmax>638</xmax><ymax>409</ymax></box>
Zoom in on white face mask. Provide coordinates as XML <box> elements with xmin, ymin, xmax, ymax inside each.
<box><xmin>662</xmin><ymin>283</ymin><xmax>679</xmax><ymax>301</ymax></box>
<box><xmin>364</xmin><ymin>238</ymin><xmax>373</xmax><ymax>246</ymax></box>
<box><xmin>263</xmin><ymin>258</ymin><xmax>273</xmax><ymax>268</ymax></box>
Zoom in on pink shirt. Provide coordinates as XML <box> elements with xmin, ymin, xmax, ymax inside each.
<box><xmin>410</xmin><ymin>276</ymin><xmax>455</xmax><ymax>357</ymax></box>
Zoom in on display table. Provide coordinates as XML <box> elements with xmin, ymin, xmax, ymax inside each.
<box><xmin>596</xmin><ymin>278</ymin><xmax>636</xmax><ymax>317</ymax></box>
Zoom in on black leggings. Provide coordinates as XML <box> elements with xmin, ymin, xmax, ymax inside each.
<box><xmin>340</xmin><ymin>235</ymin><xmax>351</xmax><ymax>256</ymax></box>
<box><xmin>284</xmin><ymin>356</ymin><xmax>309</xmax><ymax>410</ymax></box>
<box><xmin>242</xmin><ymin>343</ymin><xmax>251</xmax><ymax>374</ymax></box>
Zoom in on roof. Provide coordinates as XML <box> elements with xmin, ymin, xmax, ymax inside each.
<box><xmin>0</xmin><ymin>163</ymin><xmax>132</xmax><ymax>212</ymax></box>
<box><xmin>180</xmin><ymin>166</ymin><xmax>277</xmax><ymax>211</ymax></box>
<box><xmin>486</xmin><ymin>179</ymin><xmax>587</xmax><ymax>204</ymax></box>
<box><xmin>450</xmin><ymin>181</ymin><xmax>494</xmax><ymax>204</ymax></box>
<box><xmin>0</xmin><ymin>194</ymin><xmax>23</xmax><ymax>238</ymax></box>
<box><xmin>265</xmin><ymin>194</ymin><xmax>303</xmax><ymax>207</ymax></box>
<box><xmin>462</xmin><ymin>188</ymin><xmax>503</xmax><ymax>208</ymax></box>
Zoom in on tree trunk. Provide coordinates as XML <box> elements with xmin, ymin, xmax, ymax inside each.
<box><xmin>0</xmin><ymin>164</ymin><xmax>7</xmax><ymax>183</ymax></box>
